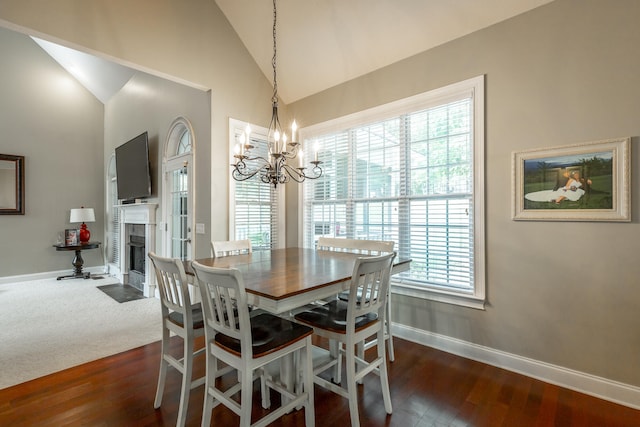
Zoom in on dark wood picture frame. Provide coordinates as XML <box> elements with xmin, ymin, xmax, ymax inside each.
<box><xmin>0</xmin><ymin>154</ymin><xmax>25</xmax><ymax>215</ymax></box>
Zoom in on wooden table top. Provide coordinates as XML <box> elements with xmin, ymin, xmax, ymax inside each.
<box><xmin>190</xmin><ymin>247</ymin><xmax>409</xmax><ymax>301</ymax></box>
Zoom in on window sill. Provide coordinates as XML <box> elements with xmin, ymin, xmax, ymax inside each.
<box><xmin>391</xmin><ymin>282</ymin><xmax>486</xmax><ymax>310</ymax></box>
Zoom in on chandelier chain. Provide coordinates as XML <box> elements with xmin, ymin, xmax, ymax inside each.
<box><xmin>272</xmin><ymin>0</ymin><xmax>278</xmax><ymax>104</ymax></box>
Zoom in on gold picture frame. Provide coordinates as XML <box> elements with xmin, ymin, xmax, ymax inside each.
<box><xmin>512</xmin><ymin>137</ymin><xmax>630</xmax><ymax>221</ymax></box>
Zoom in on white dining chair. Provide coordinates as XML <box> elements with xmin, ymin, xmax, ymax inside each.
<box><xmin>192</xmin><ymin>260</ymin><xmax>315</xmax><ymax>427</ymax></box>
<box><xmin>316</xmin><ymin>237</ymin><xmax>396</xmax><ymax>363</ymax></box>
<box><xmin>211</xmin><ymin>239</ymin><xmax>252</xmax><ymax>258</ymax></box>
<box><xmin>148</xmin><ymin>252</ymin><xmax>206</xmax><ymax>427</ymax></box>
<box><xmin>294</xmin><ymin>252</ymin><xmax>395</xmax><ymax>427</ymax></box>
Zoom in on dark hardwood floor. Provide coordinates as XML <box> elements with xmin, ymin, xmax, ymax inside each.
<box><xmin>1</xmin><ymin>336</ymin><xmax>638</xmax><ymax>426</ymax></box>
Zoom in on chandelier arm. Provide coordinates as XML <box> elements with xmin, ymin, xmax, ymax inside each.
<box><xmin>232</xmin><ymin>156</ymin><xmax>271</xmax><ymax>180</ymax></box>
<box><xmin>232</xmin><ymin>165</ymin><xmax>267</xmax><ymax>182</ymax></box>
<box><xmin>283</xmin><ymin>142</ymin><xmax>299</xmax><ymax>158</ymax></box>
<box><xmin>307</xmin><ymin>162</ymin><xmax>324</xmax><ymax>179</ymax></box>
<box><xmin>241</xmin><ymin>154</ymin><xmax>271</xmax><ymax>164</ymax></box>
<box><xmin>280</xmin><ymin>163</ymin><xmax>324</xmax><ymax>182</ymax></box>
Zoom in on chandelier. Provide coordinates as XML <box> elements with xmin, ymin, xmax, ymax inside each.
<box><xmin>231</xmin><ymin>0</ymin><xmax>322</xmax><ymax>188</ymax></box>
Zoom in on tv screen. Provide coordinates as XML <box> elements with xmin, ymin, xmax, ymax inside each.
<box><xmin>115</xmin><ymin>131</ymin><xmax>152</xmax><ymax>202</ymax></box>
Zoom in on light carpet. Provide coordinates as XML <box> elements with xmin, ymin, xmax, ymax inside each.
<box><xmin>0</xmin><ymin>275</ymin><xmax>162</xmax><ymax>389</ymax></box>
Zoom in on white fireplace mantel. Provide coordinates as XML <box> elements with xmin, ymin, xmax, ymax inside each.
<box><xmin>120</xmin><ymin>203</ymin><xmax>157</xmax><ymax>225</ymax></box>
<box><xmin>117</xmin><ymin>203</ymin><xmax>158</xmax><ymax>297</ymax></box>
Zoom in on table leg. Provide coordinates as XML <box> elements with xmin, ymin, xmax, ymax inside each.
<box><xmin>57</xmin><ymin>250</ymin><xmax>90</xmax><ymax>280</ymax></box>
<box><xmin>72</xmin><ymin>250</ymin><xmax>85</xmax><ymax>276</ymax></box>
<box><xmin>280</xmin><ymin>353</ymin><xmax>295</xmax><ymax>409</ymax></box>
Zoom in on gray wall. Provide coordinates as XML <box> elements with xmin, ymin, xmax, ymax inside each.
<box><xmin>0</xmin><ymin>0</ymin><xmax>275</xmax><ymax>270</ymax></box>
<box><xmin>289</xmin><ymin>0</ymin><xmax>640</xmax><ymax>387</ymax></box>
<box><xmin>105</xmin><ymin>73</ymin><xmax>211</xmax><ymax>257</ymax></box>
<box><xmin>0</xmin><ymin>0</ymin><xmax>276</xmax><ymax>246</ymax></box>
<box><xmin>0</xmin><ymin>27</ymin><xmax>104</xmax><ymax>276</ymax></box>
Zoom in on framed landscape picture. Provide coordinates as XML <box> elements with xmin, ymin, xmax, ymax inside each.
<box><xmin>512</xmin><ymin>137</ymin><xmax>630</xmax><ymax>221</ymax></box>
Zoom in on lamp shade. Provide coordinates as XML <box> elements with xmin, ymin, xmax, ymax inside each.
<box><xmin>70</xmin><ymin>207</ymin><xmax>95</xmax><ymax>223</ymax></box>
<box><xmin>70</xmin><ymin>207</ymin><xmax>95</xmax><ymax>244</ymax></box>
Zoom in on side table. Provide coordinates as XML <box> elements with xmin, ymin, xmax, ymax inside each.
<box><xmin>54</xmin><ymin>241</ymin><xmax>101</xmax><ymax>280</ymax></box>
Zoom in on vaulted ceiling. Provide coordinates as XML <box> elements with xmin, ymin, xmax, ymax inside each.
<box><xmin>33</xmin><ymin>0</ymin><xmax>554</xmax><ymax>105</ymax></box>
<box><xmin>215</xmin><ymin>0</ymin><xmax>555</xmax><ymax>103</ymax></box>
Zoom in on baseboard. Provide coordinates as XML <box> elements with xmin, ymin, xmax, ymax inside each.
<box><xmin>0</xmin><ymin>266</ymin><xmax>109</xmax><ymax>284</ymax></box>
<box><xmin>392</xmin><ymin>323</ymin><xmax>640</xmax><ymax>410</ymax></box>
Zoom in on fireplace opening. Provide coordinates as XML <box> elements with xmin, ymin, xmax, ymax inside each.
<box><xmin>127</xmin><ymin>224</ymin><xmax>146</xmax><ymax>292</ymax></box>
<box><xmin>129</xmin><ymin>235</ymin><xmax>145</xmax><ymax>274</ymax></box>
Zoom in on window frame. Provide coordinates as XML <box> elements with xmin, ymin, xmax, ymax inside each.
<box><xmin>298</xmin><ymin>76</ymin><xmax>485</xmax><ymax>309</ymax></box>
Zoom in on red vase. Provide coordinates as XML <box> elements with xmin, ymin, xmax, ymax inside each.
<box><xmin>79</xmin><ymin>222</ymin><xmax>91</xmax><ymax>243</ymax></box>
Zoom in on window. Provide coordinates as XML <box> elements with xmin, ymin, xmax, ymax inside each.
<box><xmin>163</xmin><ymin>117</ymin><xmax>194</xmax><ymax>261</ymax></box>
<box><xmin>300</xmin><ymin>76</ymin><xmax>485</xmax><ymax>308</ymax></box>
<box><xmin>229</xmin><ymin>119</ymin><xmax>284</xmax><ymax>250</ymax></box>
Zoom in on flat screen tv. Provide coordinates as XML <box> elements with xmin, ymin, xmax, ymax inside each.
<box><xmin>115</xmin><ymin>131</ymin><xmax>152</xmax><ymax>203</ymax></box>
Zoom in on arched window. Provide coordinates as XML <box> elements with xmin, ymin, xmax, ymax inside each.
<box><xmin>163</xmin><ymin>117</ymin><xmax>195</xmax><ymax>260</ymax></box>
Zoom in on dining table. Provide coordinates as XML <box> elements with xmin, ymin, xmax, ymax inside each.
<box><xmin>185</xmin><ymin>246</ymin><xmax>411</xmax><ymax>315</ymax></box>
<box><xmin>185</xmin><ymin>246</ymin><xmax>410</xmax><ymax>407</ymax></box>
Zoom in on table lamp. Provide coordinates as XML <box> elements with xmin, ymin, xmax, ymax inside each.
<box><xmin>70</xmin><ymin>207</ymin><xmax>95</xmax><ymax>243</ymax></box>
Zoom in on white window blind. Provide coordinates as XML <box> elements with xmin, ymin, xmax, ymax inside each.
<box><xmin>301</xmin><ymin>76</ymin><xmax>485</xmax><ymax>306</ymax></box>
<box><xmin>230</xmin><ymin>120</ymin><xmax>280</xmax><ymax>250</ymax></box>
<box><xmin>107</xmin><ymin>157</ymin><xmax>120</xmax><ymax>266</ymax></box>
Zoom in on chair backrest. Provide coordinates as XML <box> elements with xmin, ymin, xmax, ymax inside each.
<box><xmin>148</xmin><ymin>252</ymin><xmax>193</xmax><ymax>318</ymax></box>
<box><xmin>191</xmin><ymin>261</ymin><xmax>252</xmax><ymax>355</ymax></box>
<box><xmin>316</xmin><ymin>237</ymin><xmax>394</xmax><ymax>255</ymax></box>
<box><xmin>346</xmin><ymin>252</ymin><xmax>395</xmax><ymax>327</ymax></box>
<box><xmin>211</xmin><ymin>239</ymin><xmax>253</xmax><ymax>258</ymax></box>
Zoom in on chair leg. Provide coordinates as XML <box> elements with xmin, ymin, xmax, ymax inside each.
<box><xmin>345</xmin><ymin>341</ymin><xmax>360</xmax><ymax>427</ymax></box>
<box><xmin>240</xmin><ymin>369</ymin><xmax>254</xmax><ymax>426</ymax></box>
<box><xmin>260</xmin><ymin>366</ymin><xmax>271</xmax><ymax>409</ymax></box>
<box><xmin>302</xmin><ymin>338</ymin><xmax>315</xmax><ymax>427</ymax></box>
<box><xmin>176</xmin><ymin>336</ymin><xmax>194</xmax><ymax>427</ymax></box>
<box><xmin>154</xmin><ymin>327</ymin><xmax>170</xmax><ymax>408</ymax></box>
<box><xmin>329</xmin><ymin>339</ymin><xmax>341</xmax><ymax>384</ymax></box>
<box><xmin>202</xmin><ymin>344</ymin><xmax>216</xmax><ymax>427</ymax></box>
<box><xmin>356</xmin><ymin>341</ymin><xmax>365</xmax><ymax>385</ymax></box>
<box><xmin>386</xmin><ymin>301</ymin><xmax>395</xmax><ymax>362</ymax></box>
<box><xmin>378</xmin><ymin>330</ymin><xmax>393</xmax><ymax>415</ymax></box>
<box><xmin>201</xmin><ymin>390</ymin><xmax>214</xmax><ymax>427</ymax></box>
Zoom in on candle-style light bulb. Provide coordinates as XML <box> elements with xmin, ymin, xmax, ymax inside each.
<box><xmin>239</xmin><ymin>133</ymin><xmax>246</xmax><ymax>156</ymax></box>
<box><xmin>314</xmin><ymin>141</ymin><xmax>320</xmax><ymax>162</ymax></box>
<box><xmin>299</xmin><ymin>149</ymin><xmax>304</xmax><ymax>167</ymax></box>
<box><xmin>282</xmin><ymin>133</ymin><xmax>288</xmax><ymax>152</ymax></box>
<box><xmin>273</xmin><ymin>130</ymin><xmax>281</xmax><ymax>154</ymax></box>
